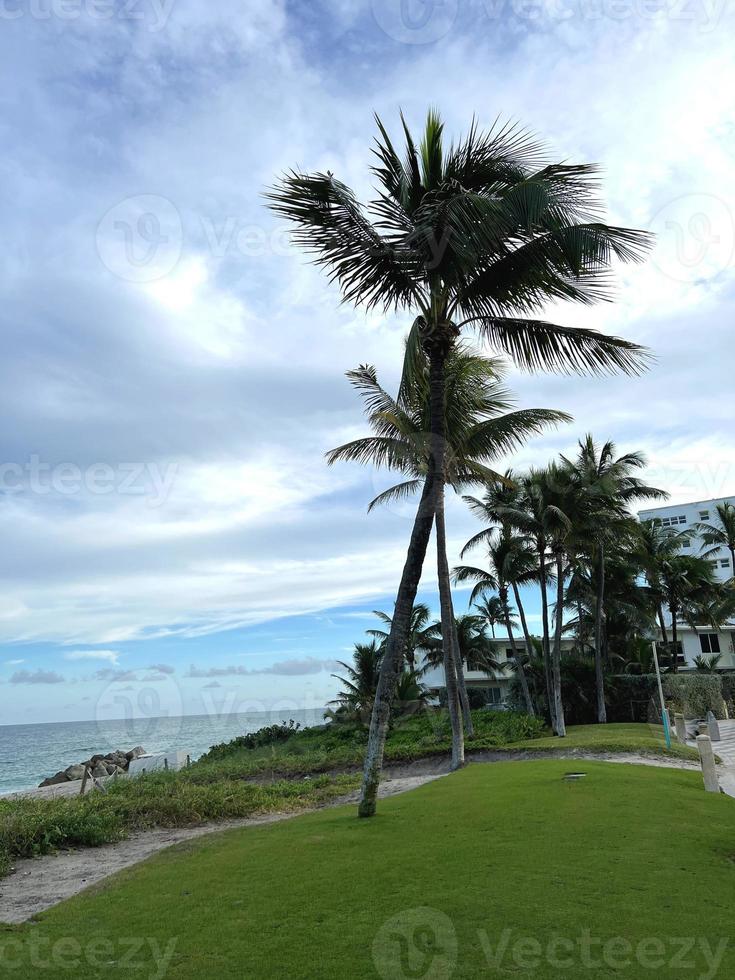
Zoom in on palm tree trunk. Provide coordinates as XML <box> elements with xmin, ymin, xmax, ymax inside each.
<box><xmin>539</xmin><ymin>546</ymin><xmax>556</xmax><ymax>730</ymax></box>
<box><xmin>594</xmin><ymin>543</ymin><xmax>607</xmax><ymax>724</ymax></box>
<box><xmin>450</xmin><ymin>592</ymin><xmax>474</xmax><ymax>736</ymax></box>
<box><xmin>552</xmin><ymin>551</ymin><xmax>567</xmax><ymax>736</ymax></box>
<box><xmin>507</xmin><ymin>583</ymin><xmax>535</xmax><ymax>716</ymax></box>
<box><xmin>435</xmin><ymin>496</ymin><xmax>466</xmax><ymax>764</ymax></box>
<box><xmin>358</xmin><ymin>471</ymin><xmax>436</xmax><ymax>817</ymax></box>
<box><xmin>657</xmin><ymin>604</ymin><xmax>669</xmax><ymax>647</ymax></box>
<box><xmin>671</xmin><ymin>606</ymin><xmax>679</xmax><ymax>673</ymax></box>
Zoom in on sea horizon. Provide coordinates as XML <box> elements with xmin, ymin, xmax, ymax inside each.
<box><xmin>0</xmin><ymin>707</ymin><xmax>327</xmax><ymax>795</ymax></box>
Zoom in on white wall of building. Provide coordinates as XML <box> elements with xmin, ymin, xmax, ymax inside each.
<box><xmin>638</xmin><ymin>496</ymin><xmax>735</xmax><ymax>583</ymax></box>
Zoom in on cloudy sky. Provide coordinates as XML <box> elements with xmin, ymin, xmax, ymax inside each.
<box><xmin>0</xmin><ymin>0</ymin><xmax>733</xmax><ymax>726</ymax></box>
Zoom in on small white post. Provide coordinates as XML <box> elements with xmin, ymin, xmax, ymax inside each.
<box><xmin>674</xmin><ymin>713</ymin><xmax>687</xmax><ymax>743</ymax></box>
<box><xmin>696</xmin><ymin>735</ymin><xmax>720</xmax><ymax>793</ymax></box>
<box><xmin>706</xmin><ymin>710</ymin><xmax>721</xmax><ymax>741</ymax></box>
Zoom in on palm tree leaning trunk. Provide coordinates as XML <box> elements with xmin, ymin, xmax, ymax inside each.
<box><xmin>358</xmin><ymin>471</ymin><xmax>436</xmax><ymax>816</ymax></box>
<box><xmin>434</xmin><ymin>478</ymin><xmax>466</xmax><ymax>766</ymax></box>
<box><xmin>499</xmin><ymin>584</ymin><xmax>534</xmax><ymax>716</ymax></box>
<box><xmin>593</xmin><ymin>542</ymin><xmax>607</xmax><ymax>724</ymax></box>
<box><xmin>552</xmin><ymin>548</ymin><xmax>567</xmax><ymax>737</ymax></box>
<box><xmin>537</xmin><ymin>537</ymin><xmax>557</xmax><ymax>731</ymax></box>
<box><xmin>449</xmin><ymin>593</ymin><xmax>474</xmax><ymax>735</ymax></box>
<box><xmin>511</xmin><ymin>581</ymin><xmax>536</xmax><ymax>691</ymax></box>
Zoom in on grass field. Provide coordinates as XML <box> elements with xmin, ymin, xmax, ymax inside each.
<box><xmin>2</xmin><ymin>760</ymin><xmax>731</xmax><ymax>979</ymax></box>
<box><xmin>0</xmin><ymin>719</ymin><xmax>698</xmax><ymax>882</ymax></box>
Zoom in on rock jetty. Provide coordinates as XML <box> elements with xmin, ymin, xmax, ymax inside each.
<box><xmin>38</xmin><ymin>746</ymin><xmax>147</xmax><ymax>788</ymax></box>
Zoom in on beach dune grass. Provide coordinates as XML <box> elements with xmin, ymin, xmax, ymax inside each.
<box><xmin>2</xmin><ymin>760</ymin><xmax>733</xmax><ymax>978</ymax></box>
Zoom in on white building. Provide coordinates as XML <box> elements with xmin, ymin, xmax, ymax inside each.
<box><xmin>420</xmin><ymin>635</ymin><xmax>576</xmax><ymax>705</ymax></box>
<box><xmin>638</xmin><ymin>496</ymin><xmax>735</xmax><ymax>670</ymax></box>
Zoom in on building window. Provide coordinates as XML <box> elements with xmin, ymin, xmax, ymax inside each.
<box><xmin>700</xmin><ymin>633</ymin><xmax>721</xmax><ymax>654</ymax></box>
<box><xmin>699</xmin><ymin>510</ymin><xmax>710</xmax><ymax>520</ymax></box>
<box><xmin>505</xmin><ymin>648</ymin><xmax>515</xmax><ymax>660</ymax></box>
<box><xmin>720</xmin><ymin>559</ymin><xmax>731</xmax><ymax>568</ymax></box>
<box><xmin>660</xmin><ymin>515</ymin><xmax>686</xmax><ymax>527</ymax></box>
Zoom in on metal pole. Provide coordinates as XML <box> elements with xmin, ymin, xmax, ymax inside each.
<box><xmin>652</xmin><ymin>640</ymin><xmax>671</xmax><ymax>749</ymax></box>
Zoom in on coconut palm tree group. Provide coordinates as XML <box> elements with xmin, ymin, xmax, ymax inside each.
<box><xmin>269</xmin><ymin>108</ymin><xmax>654</xmax><ymax>816</ymax></box>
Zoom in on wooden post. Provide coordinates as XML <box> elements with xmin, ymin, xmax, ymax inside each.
<box><xmin>80</xmin><ymin>767</ymin><xmax>90</xmax><ymax>795</ymax></box>
<box><xmin>706</xmin><ymin>710</ymin><xmax>721</xmax><ymax>741</ymax></box>
<box><xmin>696</xmin><ymin>735</ymin><xmax>720</xmax><ymax>793</ymax></box>
<box><xmin>674</xmin><ymin>713</ymin><xmax>687</xmax><ymax>743</ymax></box>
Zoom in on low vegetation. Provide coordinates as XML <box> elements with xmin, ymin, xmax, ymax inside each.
<box><xmin>200</xmin><ymin>710</ymin><xmax>546</xmax><ymax>777</ymax></box>
<box><xmin>0</xmin><ymin>769</ymin><xmax>358</xmax><ymax>880</ymax></box>
<box><xmin>4</xmin><ymin>762</ymin><xmax>733</xmax><ymax>978</ymax></box>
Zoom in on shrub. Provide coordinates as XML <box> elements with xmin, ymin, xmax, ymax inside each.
<box><xmin>200</xmin><ymin>720</ymin><xmax>302</xmax><ymax>761</ymax></box>
<box><xmin>608</xmin><ymin>674</ymin><xmax>726</xmax><ymax>721</ymax></box>
<box><xmin>662</xmin><ymin>674</ymin><xmax>725</xmax><ymax>719</ymax></box>
<box><xmin>720</xmin><ymin>674</ymin><xmax>735</xmax><ymax>715</ymax></box>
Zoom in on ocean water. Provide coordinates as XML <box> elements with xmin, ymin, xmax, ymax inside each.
<box><xmin>0</xmin><ymin>707</ymin><xmax>326</xmax><ymax>795</ymax></box>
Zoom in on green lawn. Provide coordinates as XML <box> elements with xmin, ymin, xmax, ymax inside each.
<box><xmin>2</xmin><ymin>760</ymin><xmax>732</xmax><ymax>979</ymax></box>
<box><xmin>505</xmin><ymin>721</ymin><xmax>699</xmax><ymax>759</ymax></box>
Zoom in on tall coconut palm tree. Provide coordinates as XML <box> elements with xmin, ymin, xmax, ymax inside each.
<box><xmin>328</xmin><ymin>347</ymin><xmax>568</xmax><ymax>751</ymax></box>
<box><xmin>454</xmin><ymin>528</ymin><xmax>539</xmax><ymax>715</ymax></box>
<box><xmin>268</xmin><ymin>110</ymin><xmax>651</xmax><ymax>816</ymax></box>
<box><xmin>562</xmin><ymin>436</ymin><xmax>665</xmax><ymax>722</ymax></box>
<box><xmin>694</xmin><ymin>502</ymin><xmax>735</xmax><ymax>576</ymax></box>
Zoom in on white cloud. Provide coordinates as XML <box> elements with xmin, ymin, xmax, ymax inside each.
<box><xmin>64</xmin><ymin>649</ymin><xmax>120</xmax><ymax>664</ymax></box>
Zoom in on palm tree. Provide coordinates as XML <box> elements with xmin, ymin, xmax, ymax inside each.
<box><xmin>367</xmin><ymin>603</ymin><xmax>436</xmax><ymax>672</ymax></box>
<box><xmin>694</xmin><ymin>502</ymin><xmax>735</xmax><ymax>576</ymax></box>
<box><xmin>328</xmin><ymin>347</ymin><xmax>567</xmax><ymax>751</ymax></box>
<box><xmin>327</xmin><ymin>641</ymin><xmax>383</xmax><ymax>724</ymax></box>
<box><xmin>454</xmin><ymin>528</ymin><xmax>539</xmax><ymax>715</ymax></box>
<box><xmin>562</xmin><ymin>436</ymin><xmax>665</xmax><ymax>722</ymax></box>
<box><xmin>693</xmin><ymin>654</ymin><xmax>723</xmax><ymax>673</ymax></box>
<box><xmin>268</xmin><ymin>110</ymin><xmax>651</xmax><ymax>816</ymax></box>
<box><xmin>422</xmin><ymin>613</ymin><xmax>506</xmax><ymax>676</ymax></box>
<box><xmin>474</xmin><ymin>595</ymin><xmax>514</xmax><ymax>637</ymax></box>
<box><xmin>635</xmin><ymin>519</ymin><xmax>687</xmax><ymax>652</ymax></box>
<box><xmin>328</xmin><ymin>641</ymin><xmax>427</xmax><ymax>724</ymax></box>
<box><xmin>659</xmin><ymin>554</ymin><xmax>720</xmax><ymax>671</ymax></box>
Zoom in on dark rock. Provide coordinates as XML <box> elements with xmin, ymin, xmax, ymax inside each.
<box><xmin>126</xmin><ymin>746</ymin><xmax>146</xmax><ymax>761</ymax></box>
<box><xmin>39</xmin><ymin>771</ymin><xmax>69</xmax><ymax>788</ymax></box>
<box><xmin>64</xmin><ymin>764</ymin><xmax>86</xmax><ymax>781</ymax></box>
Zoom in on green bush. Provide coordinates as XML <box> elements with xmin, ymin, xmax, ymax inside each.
<box><xmin>200</xmin><ymin>719</ymin><xmax>302</xmax><ymax>761</ymax></box>
<box><xmin>662</xmin><ymin>674</ymin><xmax>725</xmax><ymax>719</ymax></box>
<box><xmin>720</xmin><ymin>674</ymin><xmax>735</xmax><ymax>715</ymax></box>
<box><xmin>608</xmin><ymin>674</ymin><xmax>726</xmax><ymax>721</ymax></box>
